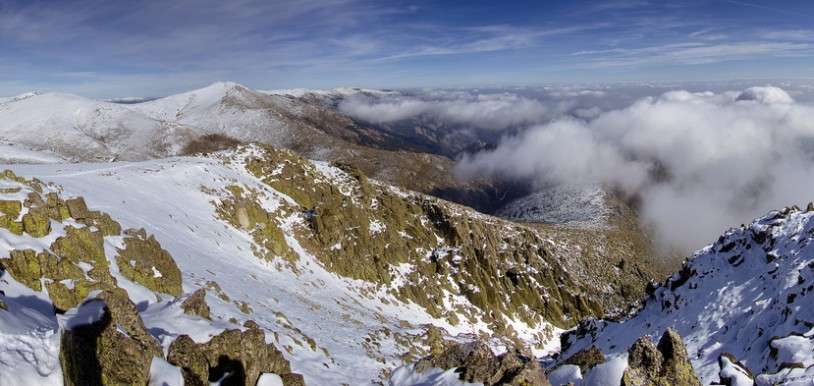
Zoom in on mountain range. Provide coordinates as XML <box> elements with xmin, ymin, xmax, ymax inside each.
<box><xmin>0</xmin><ymin>83</ymin><xmax>810</xmax><ymax>385</ymax></box>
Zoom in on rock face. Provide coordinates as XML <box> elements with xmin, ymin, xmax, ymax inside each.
<box><xmin>415</xmin><ymin>341</ymin><xmax>550</xmax><ymax>386</ymax></box>
<box><xmin>213</xmin><ymin>145</ymin><xmax>653</xmax><ymax>346</ymax></box>
<box><xmin>116</xmin><ymin>228</ymin><xmax>183</xmax><ymax>297</ymax></box>
<box><xmin>1</xmin><ymin>226</ymin><xmax>117</xmax><ymax>312</ymax></box>
<box><xmin>60</xmin><ymin>289</ymin><xmax>163</xmax><ymax>386</ymax></box>
<box><xmin>621</xmin><ymin>329</ymin><xmax>701</xmax><ymax>386</ymax></box>
<box><xmin>167</xmin><ymin>321</ymin><xmax>301</xmax><ymax>386</ymax></box>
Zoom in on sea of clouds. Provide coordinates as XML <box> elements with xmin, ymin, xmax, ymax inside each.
<box><xmin>340</xmin><ymin>83</ymin><xmax>814</xmax><ymax>252</ymax></box>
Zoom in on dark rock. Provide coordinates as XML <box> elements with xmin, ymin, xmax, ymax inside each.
<box><xmin>167</xmin><ymin>322</ymin><xmax>301</xmax><ymax>386</ymax></box>
<box><xmin>415</xmin><ymin>340</ymin><xmax>549</xmax><ymax>386</ymax></box>
<box><xmin>621</xmin><ymin>328</ymin><xmax>701</xmax><ymax>386</ymax></box>
<box><xmin>181</xmin><ymin>288</ymin><xmax>211</xmax><ymax>319</ymax></box>
<box><xmin>563</xmin><ymin>345</ymin><xmax>605</xmax><ymax>374</ymax></box>
<box><xmin>60</xmin><ymin>288</ymin><xmax>162</xmax><ymax>386</ymax></box>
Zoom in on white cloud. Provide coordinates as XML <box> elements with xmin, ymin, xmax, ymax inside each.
<box><xmin>338</xmin><ymin>91</ymin><xmax>554</xmax><ymax>130</ymax></box>
<box><xmin>457</xmin><ymin>86</ymin><xmax>814</xmax><ymax>252</ymax></box>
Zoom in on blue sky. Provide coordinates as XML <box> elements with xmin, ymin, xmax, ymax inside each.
<box><xmin>1</xmin><ymin>0</ymin><xmax>813</xmax><ymax>97</ymax></box>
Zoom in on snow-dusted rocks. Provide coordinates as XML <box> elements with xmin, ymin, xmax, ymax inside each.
<box><xmin>558</xmin><ymin>206</ymin><xmax>814</xmax><ymax>385</ymax></box>
<box><xmin>406</xmin><ymin>340</ymin><xmax>550</xmax><ymax>386</ymax></box>
<box><xmin>0</xmin><ymin>145</ymin><xmax>649</xmax><ymax>385</ymax></box>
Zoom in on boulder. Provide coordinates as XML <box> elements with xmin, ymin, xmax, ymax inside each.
<box><xmin>65</xmin><ymin>197</ymin><xmax>90</xmax><ymax>219</ymax></box>
<box><xmin>181</xmin><ymin>288</ymin><xmax>211</xmax><ymax>320</ymax></box>
<box><xmin>167</xmin><ymin>321</ymin><xmax>301</xmax><ymax>386</ymax></box>
<box><xmin>22</xmin><ymin>210</ymin><xmax>50</xmax><ymax>237</ymax></box>
<box><xmin>116</xmin><ymin>228</ymin><xmax>182</xmax><ymax>297</ymax></box>
<box><xmin>0</xmin><ymin>199</ymin><xmax>21</xmax><ymax>217</ymax></box>
<box><xmin>621</xmin><ymin>328</ymin><xmax>701</xmax><ymax>386</ymax></box>
<box><xmin>60</xmin><ymin>289</ymin><xmax>162</xmax><ymax>386</ymax></box>
<box><xmin>563</xmin><ymin>345</ymin><xmax>605</xmax><ymax>374</ymax></box>
<box><xmin>414</xmin><ymin>340</ymin><xmax>549</xmax><ymax>386</ymax></box>
<box><xmin>713</xmin><ymin>353</ymin><xmax>754</xmax><ymax>386</ymax></box>
<box><xmin>2</xmin><ymin>226</ymin><xmax>117</xmax><ymax>311</ymax></box>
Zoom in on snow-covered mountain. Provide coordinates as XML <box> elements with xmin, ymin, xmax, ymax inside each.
<box><xmin>0</xmin><ymin>145</ymin><xmax>657</xmax><ymax>385</ymax></box>
<box><xmin>0</xmin><ymin>91</ymin><xmax>193</xmax><ymax>161</ymax></box>
<box><xmin>552</xmin><ymin>205</ymin><xmax>814</xmax><ymax>385</ymax></box>
<box><xmin>0</xmin><ymin>83</ymin><xmax>514</xmax><ymax>214</ymax></box>
<box><xmin>0</xmin><ymin>82</ymin><xmax>321</xmax><ymax>161</ymax></box>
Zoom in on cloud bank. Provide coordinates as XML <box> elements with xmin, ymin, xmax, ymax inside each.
<box><xmin>339</xmin><ymin>91</ymin><xmax>552</xmax><ymax>130</ymax></box>
<box><xmin>336</xmin><ymin>87</ymin><xmax>636</xmax><ymax>131</ymax></box>
<box><xmin>457</xmin><ymin>86</ymin><xmax>814</xmax><ymax>252</ymax></box>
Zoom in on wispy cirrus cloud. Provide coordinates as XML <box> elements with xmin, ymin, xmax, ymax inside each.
<box><xmin>573</xmin><ymin>41</ymin><xmax>813</xmax><ymax>67</ymax></box>
<box><xmin>759</xmin><ymin>29</ymin><xmax>814</xmax><ymax>41</ymax></box>
<box><xmin>1</xmin><ymin>0</ymin><xmax>814</xmax><ymax>97</ymax></box>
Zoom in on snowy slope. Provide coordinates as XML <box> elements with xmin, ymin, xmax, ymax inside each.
<box><xmin>559</xmin><ymin>206</ymin><xmax>814</xmax><ymax>385</ymax></box>
<box><xmin>131</xmin><ymin>82</ymin><xmax>297</xmax><ymax>145</ymax></box>
<box><xmin>0</xmin><ymin>146</ymin><xmax>570</xmax><ymax>385</ymax></box>
<box><xmin>0</xmin><ymin>82</ymin><xmax>317</xmax><ymax>162</ymax></box>
<box><xmin>0</xmin><ymin>143</ymin><xmax>64</xmax><ymax>164</ymax></box>
<box><xmin>0</xmin><ymin>91</ymin><xmax>193</xmax><ymax>161</ymax></box>
<box><xmin>496</xmin><ymin>185</ymin><xmax>611</xmax><ymax>228</ymax></box>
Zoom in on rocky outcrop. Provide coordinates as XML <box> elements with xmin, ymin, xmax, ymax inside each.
<box><xmin>181</xmin><ymin>288</ymin><xmax>211</xmax><ymax>320</ymax></box>
<box><xmin>621</xmin><ymin>329</ymin><xmax>701</xmax><ymax>386</ymax></box>
<box><xmin>67</xmin><ymin>197</ymin><xmax>122</xmax><ymax>236</ymax></box>
<box><xmin>414</xmin><ymin>340</ymin><xmax>549</xmax><ymax>386</ymax></box>
<box><xmin>712</xmin><ymin>353</ymin><xmax>753</xmax><ymax>386</ymax></box>
<box><xmin>216</xmin><ymin>145</ymin><xmax>618</xmax><ymax>344</ymax></box>
<box><xmin>1</xmin><ymin>226</ymin><xmax>117</xmax><ymax>312</ymax></box>
<box><xmin>563</xmin><ymin>345</ymin><xmax>605</xmax><ymax>375</ymax></box>
<box><xmin>116</xmin><ymin>228</ymin><xmax>182</xmax><ymax>297</ymax></box>
<box><xmin>167</xmin><ymin>321</ymin><xmax>302</xmax><ymax>386</ymax></box>
<box><xmin>60</xmin><ymin>289</ymin><xmax>163</xmax><ymax>386</ymax></box>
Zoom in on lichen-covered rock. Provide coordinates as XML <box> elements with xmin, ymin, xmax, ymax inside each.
<box><xmin>414</xmin><ymin>340</ymin><xmax>549</xmax><ymax>386</ymax></box>
<box><xmin>181</xmin><ymin>288</ymin><xmax>211</xmax><ymax>320</ymax></box>
<box><xmin>215</xmin><ymin>185</ymin><xmax>296</xmax><ymax>262</ymax></box>
<box><xmin>563</xmin><ymin>345</ymin><xmax>605</xmax><ymax>375</ymax></box>
<box><xmin>1</xmin><ymin>226</ymin><xmax>116</xmax><ymax>311</ymax></box>
<box><xmin>116</xmin><ymin>228</ymin><xmax>182</xmax><ymax>297</ymax></box>
<box><xmin>22</xmin><ymin>210</ymin><xmax>50</xmax><ymax>237</ymax></box>
<box><xmin>79</xmin><ymin>211</ymin><xmax>122</xmax><ymax>236</ymax></box>
<box><xmin>65</xmin><ymin>197</ymin><xmax>90</xmax><ymax>219</ymax></box>
<box><xmin>0</xmin><ymin>214</ymin><xmax>23</xmax><ymax>235</ymax></box>
<box><xmin>60</xmin><ymin>288</ymin><xmax>163</xmax><ymax>386</ymax></box>
<box><xmin>0</xmin><ymin>199</ymin><xmax>21</xmax><ymax>218</ymax></box>
<box><xmin>219</xmin><ymin>145</ymin><xmax>607</xmax><ymax>340</ymax></box>
<box><xmin>621</xmin><ymin>329</ymin><xmax>701</xmax><ymax>386</ymax></box>
<box><xmin>167</xmin><ymin>321</ymin><xmax>301</xmax><ymax>386</ymax></box>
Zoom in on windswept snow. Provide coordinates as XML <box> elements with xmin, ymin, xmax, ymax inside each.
<box><xmin>0</xmin><ymin>148</ymin><xmax>557</xmax><ymax>385</ymax></box>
